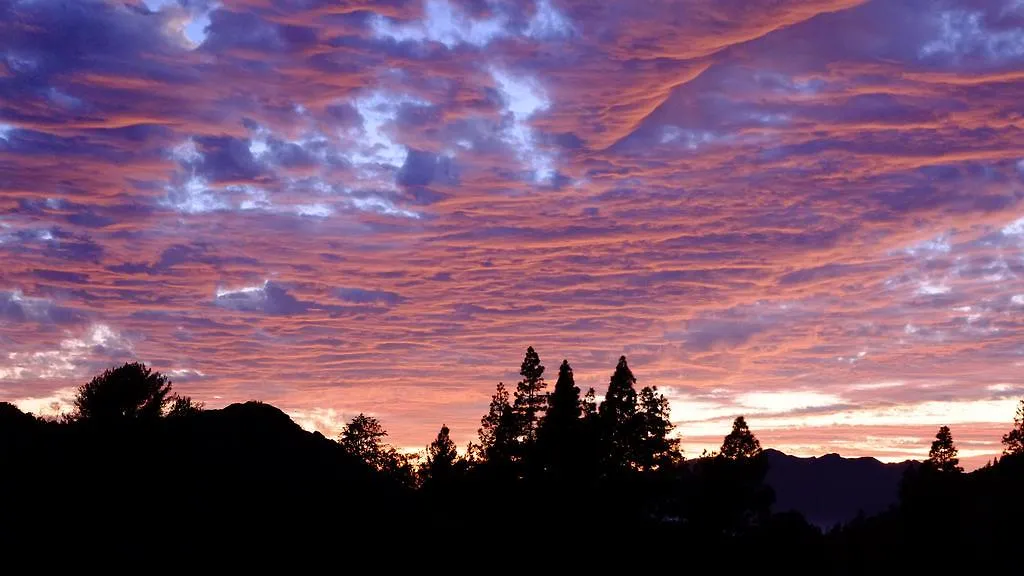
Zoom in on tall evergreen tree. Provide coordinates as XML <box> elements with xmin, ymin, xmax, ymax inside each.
<box><xmin>634</xmin><ymin>386</ymin><xmax>681</xmax><ymax>471</ymax></box>
<box><xmin>478</xmin><ymin>382</ymin><xmax>517</xmax><ymax>463</ymax></box>
<box><xmin>599</xmin><ymin>356</ymin><xmax>639</xmax><ymax>470</ymax></box>
<box><xmin>537</xmin><ymin>359</ymin><xmax>582</xmax><ymax>477</ymax></box>
<box><xmin>1002</xmin><ymin>399</ymin><xmax>1024</xmax><ymax>455</ymax></box>
<box><xmin>541</xmin><ymin>360</ymin><xmax>581</xmax><ymax>436</ymax></box>
<box><xmin>513</xmin><ymin>346</ymin><xmax>547</xmax><ymax>444</ymax></box>
<box><xmin>721</xmin><ymin>416</ymin><xmax>762</xmax><ymax>460</ymax></box>
<box><xmin>928</xmin><ymin>425</ymin><xmax>963</xmax><ymax>473</ymax></box>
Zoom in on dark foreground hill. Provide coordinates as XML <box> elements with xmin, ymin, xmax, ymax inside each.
<box><xmin>763</xmin><ymin>449</ymin><xmax>915</xmax><ymax>528</ymax></box>
<box><xmin>2</xmin><ymin>398</ymin><xmax>1023</xmax><ymax>571</ymax></box>
<box><xmin>1</xmin><ymin>401</ymin><xmax>414</xmax><ymax>549</ymax></box>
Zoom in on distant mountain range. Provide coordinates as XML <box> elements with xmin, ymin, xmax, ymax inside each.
<box><xmin>762</xmin><ymin>448</ymin><xmax>916</xmax><ymax>528</ymax></box>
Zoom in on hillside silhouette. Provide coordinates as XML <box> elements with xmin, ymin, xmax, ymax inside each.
<box><xmin>2</xmin><ymin>349</ymin><xmax>1023</xmax><ymax>570</ymax></box>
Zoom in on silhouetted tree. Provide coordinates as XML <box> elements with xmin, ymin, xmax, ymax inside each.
<box><xmin>537</xmin><ymin>359</ymin><xmax>582</xmax><ymax>479</ymax></box>
<box><xmin>599</xmin><ymin>356</ymin><xmax>639</xmax><ymax>471</ymax></box>
<box><xmin>422</xmin><ymin>424</ymin><xmax>458</xmax><ymax>487</ymax></box>
<box><xmin>72</xmin><ymin>362</ymin><xmax>172</xmax><ymax>423</ymax></box>
<box><xmin>340</xmin><ymin>414</ymin><xmax>415</xmax><ymax>484</ymax></box>
<box><xmin>167</xmin><ymin>395</ymin><xmax>203</xmax><ymax>418</ymax></box>
<box><xmin>1002</xmin><ymin>399</ymin><xmax>1024</xmax><ymax>455</ymax></box>
<box><xmin>927</xmin><ymin>425</ymin><xmax>962</xmax><ymax>473</ymax></box>
<box><xmin>721</xmin><ymin>416</ymin><xmax>762</xmax><ymax>460</ymax></box>
<box><xmin>634</xmin><ymin>385</ymin><xmax>681</xmax><ymax>471</ymax></box>
<box><xmin>478</xmin><ymin>382</ymin><xmax>517</xmax><ymax>463</ymax></box>
<box><xmin>582</xmin><ymin>387</ymin><xmax>597</xmax><ymax>419</ymax></box>
<box><xmin>513</xmin><ymin>346</ymin><xmax>546</xmax><ymax>445</ymax></box>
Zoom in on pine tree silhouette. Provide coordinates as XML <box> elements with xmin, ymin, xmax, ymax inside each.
<box><xmin>598</xmin><ymin>356</ymin><xmax>639</xmax><ymax>471</ymax></box>
<box><xmin>721</xmin><ymin>416</ymin><xmax>762</xmax><ymax>460</ymax></box>
<box><xmin>927</xmin><ymin>425</ymin><xmax>962</xmax><ymax>473</ymax></box>
<box><xmin>537</xmin><ymin>359</ymin><xmax>582</xmax><ymax>480</ymax></box>
<box><xmin>478</xmin><ymin>382</ymin><xmax>517</xmax><ymax>463</ymax></box>
<box><xmin>513</xmin><ymin>346</ymin><xmax>547</xmax><ymax>445</ymax></box>
<box><xmin>1002</xmin><ymin>400</ymin><xmax>1024</xmax><ymax>455</ymax></box>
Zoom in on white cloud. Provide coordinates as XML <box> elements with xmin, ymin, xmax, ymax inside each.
<box><xmin>736</xmin><ymin>391</ymin><xmax>845</xmax><ymax>413</ymax></box>
<box><xmin>0</xmin><ymin>123</ymin><xmax>13</xmax><ymax>141</ymax></box>
<box><xmin>12</xmin><ymin>387</ymin><xmax>78</xmax><ymax>419</ymax></box>
<box><xmin>168</xmin><ymin>368</ymin><xmax>206</xmax><ymax>380</ymax></box>
<box><xmin>350</xmin><ymin>92</ymin><xmax>430</xmax><ymax>174</ymax></box>
<box><xmin>352</xmin><ymin>195</ymin><xmax>420</xmax><ymax>219</ymax></box>
<box><xmin>165</xmin><ymin>175</ymin><xmax>228</xmax><ymax>214</ymax></box>
<box><xmin>1012</xmin><ymin>294</ymin><xmax>1024</xmax><ymax>306</ymax></box>
<box><xmin>920</xmin><ymin>10</ymin><xmax>1024</xmax><ymax>63</ymax></box>
<box><xmin>904</xmin><ymin>233</ymin><xmax>952</xmax><ymax>257</ymax></box>
<box><xmin>1002</xmin><ymin>217</ymin><xmax>1024</xmax><ymax>236</ymax></box>
<box><xmin>372</xmin><ymin>0</ymin><xmax>508</xmax><ymax>48</ymax></box>
<box><xmin>142</xmin><ymin>0</ymin><xmax>178</xmax><ymax>10</ymax></box>
<box><xmin>661</xmin><ymin>127</ymin><xmax>718</xmax><ymax>149</ymax></box>
<box><xmin>916</xmin><ymin>281</ymin><xmax>951</xmax><ymax>296</ymax></box>
<box><xmin>526</xmin><ymin>0</ymin><xmax>573</xmax><ymax>39</ymax></box>
<box><xmin>146</xmin><ymin>0</ymin><xmax>213</xmax><ymax>48</ymax></box>
<box><xmin>294</xmin><ymin>204</ymin><xmax>333</xmax><ymax>218</ymax></box>
<box><xmin>0</xmin><ymin>324</ymin><xmax>132</xmax><ymax>382</ymax></box>
<box><xmin>215</xmin><ymin>280</ymin><xmax>267</xmax><ymax>300</ymax></box>
<box><xmin>491</xmin><ymin>69</ymin><xmax>555</xmax><ymax>183</ymax></box>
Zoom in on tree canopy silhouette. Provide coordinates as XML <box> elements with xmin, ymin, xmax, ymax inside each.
<box><xmin>422</xmin><ymin>424</ymin><xmax>459</xmax><ymax>487</ymax></box>
<box><xmin>340</xmin><ymin>413</ymin><xmax>415</xmax><ymax>484</ymax></box>
<box><xmin>513</xmin><ymin>346</ymin><xmax>546</xmax><ymax>446</ymax></box>
<box><xmin>72</xmin><ymin>362</ymin><xmax>173</xmax><ymax>423</ymax></box>
<box><xmin>598</xmin><ymin>355</ymin><xmax>639</xmax><ymax>471</ymax></box>
<box><xmin>927</xmin><ymin>425</ymin><xmax>962</xmax><ymax>473</ymax></box>
<box><xmin>1002</xmin><ymin>399</ymin><xmax>1024</xmax><ymax>455</ymax></box>
<box><xmin>477</xmin><ymin>381</ymin><xmax>517</xmax><ymax>464</ymax></box>
<box><xmin>7</xmin><ymin>348</ymin><xmax>1024</xmax><ymax>569</ymax></box>
<box><xmin>721</xmin><ymin>416</ymin><xmax>762</xmax><ymax>460</ymax></box>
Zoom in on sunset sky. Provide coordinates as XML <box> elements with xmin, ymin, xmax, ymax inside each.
<box><xmin>2</xmin><ymin>0</ymin><xmax>1023</xmax><ymax>468</ymax></box>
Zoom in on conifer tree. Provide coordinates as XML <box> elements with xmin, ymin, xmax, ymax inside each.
<box><xmin>538</xmin><ymin>359</ymin><xmax>582</xmax><ymax>477</ymax></box>
<box><xmin>422</xmin><ymin>424</ymin><xmax>459</xmax><ymax>486</ymax></box>
<box><xmin>1002</xmin><ymin>399</ymin><xmax>1024</xmax><ymax>455</ymax></box>
<box><xmin>513</xmin><ymin>346</ymin><xmax>547</xmax><ymax>444</ymax></box>
<box><xmin>721</xmin><ymin>416</ymin><xmax>762</xmax><ymax>460</ymax></box>
<box><xmin>599</xmin><ymin>356</ymin><xmax>639</xmax><ymax>470</ymax></box>
<box><xmin>541</xmin><ymin>360</ymin><xmax>581</xmax><ymax>437</ymax></box>
<box><xmin>928</xmin><ymin>425</ymin><xmax>963</xmax><ymax>473</ymax></box>
<box><xmin>478</xmin><ymin>382</ymin><xmax>517</xmax><ymax>463</ymax></box>
<box><xmin>634</xmin><ymin>385</ymin><xmax>681</xmax><ymax>470</ymax></box>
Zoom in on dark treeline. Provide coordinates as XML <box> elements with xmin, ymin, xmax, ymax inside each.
<box><xmin>2</xmin><ymin>348</ymin><xmax>1023</xmax><ymax>569</ymax></box>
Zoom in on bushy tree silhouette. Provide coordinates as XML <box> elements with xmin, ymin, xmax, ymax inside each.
<box><xmin>167</xmin><ymin>395</ymin><xmax>203</xmax><ymax>418</ymax></box>
<box><xmin>340</xmin><ymin>414</ymin><xmax>415</xmax><ymax>483</ymax></box>
<box><xmin>721</xmin><ymin>416</ymin><xmax>762</xmax><ymax>460</ymax></box>
<box><xmin>72</xmin><ymin>362</ymin><xmax>172</xmax><ymax>423</ymax></box>
<box><xmin>927</xmin><ymin>425</ymin><xmax>962</xmax><ymax>473</ymax></box>
<box><xmin>1002</xmin><ymin>399</ymin><xmax>1024</xmax><ymax>455</ymax></box>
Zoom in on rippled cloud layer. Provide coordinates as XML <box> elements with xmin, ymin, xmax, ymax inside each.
<box><xmin>2</xmin><ymin>0</ymin><xmax>1023</xmax><ymax>467</ymax></box>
